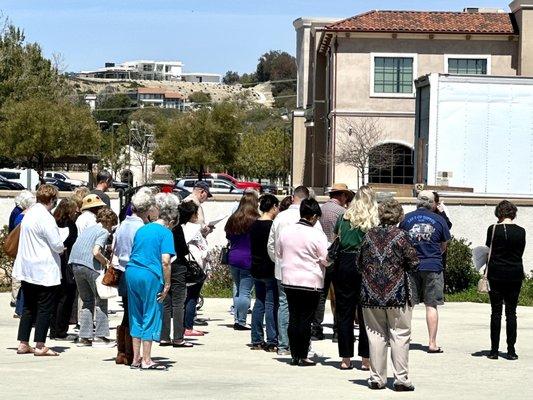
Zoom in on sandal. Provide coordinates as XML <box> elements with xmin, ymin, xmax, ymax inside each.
<box><xmin>130</xmin><ymin>363</ymin><xmax>141</xmax><ymax>370</ymax></box>
<box><xmin>34</xmin><ymin>347</ymin><xmax>59</xmax><ymax>357</ymax></box>
<box><xmin>16</xmin><ymin>345</ymin><xmax>35</xmax><ymax>355</ymax></box>
<box><xmin>172</xmin><ymin>341</ymin><xmax>193</xmax><ymax>348</ymax></box>
<box><xmin>340</xmin><ymin>363</ymin><xmax>354</xmax><ymax>370</ymax></box>
<box><xmin>428</xmin><ymin>347</ymin><xmax>443</xmax><ymax>354</ymax></box>
<box><xmin>141</xmin><ymin>362</ymin><xmax>168</xmax><ymax>371</ymax></box>
<box><xmin>159</xmin><ymin>341</ymin><xmax>173</xmax><ymax>347</ymax></box>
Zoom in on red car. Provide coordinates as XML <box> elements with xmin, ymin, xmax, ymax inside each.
<box><xmin>207</xmin><ymin>173</ymin><xmax>262</xmax><ymax>191</ymax></box>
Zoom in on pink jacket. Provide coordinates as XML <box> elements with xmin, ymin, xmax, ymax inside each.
<box><xmin>276</xmin><ymin>221</ymin><xmax>329</xmax><ymax>290</ymax></box>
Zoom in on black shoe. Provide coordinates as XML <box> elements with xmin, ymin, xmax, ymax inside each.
<box><xmin>368</xmin><ymin>382</ymin><xmax>385</xmax><ymax>390</ymax></box>
<box><xmin>506</xmin><ymin>351</ymin><xmax>518</xmax><ymax>360</ymax></box>
<box><xmin>394</xmin><ymin>384</ymin><xmax>415</xmax><ymax>392</ymax></box>
<box><xmin>311</xmin><ymin>332</ymin><xmax>324</xmax><ymax>341</ymax></box>
<box><xmin>233</xmin><ymin>323</ymin><xmax>251</xmax><ymax>331</ymax></box>
<box><xmin>10</xmin><ymin>301</ymin><xmax>16</xmax><ymax>308</ymax></box>
<box><xmin>332</xmin><ymin>332</ymin><xmax>338</xmax><ymax>343</ymax></box>
<box><xmin>291</xmin><ymin>358</ymin><xmax>300</xmax><ymax>366</ymax></box>
<box><xmin>194</xmin><ymin>319</ymin><xmax>208</xmax><ymax>326</ymax></box>
<box><xmin>250</xmin><ymin>342</ymin><xmax>266</xmax><ymax>350</ymax></box>
<box><xmin>487</xmin><ymin>351</ymin><xmax>499</xmax><ymax>360</ymax></box>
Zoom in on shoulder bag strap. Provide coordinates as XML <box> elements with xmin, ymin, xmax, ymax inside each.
<box><xmin>485</xmin><ymin>224</ymin><xmax>498</xmax><ymax>277</ymax></box>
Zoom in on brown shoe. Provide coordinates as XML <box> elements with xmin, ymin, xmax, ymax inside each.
<box><xmin>115</xmin><ymin>325</ymin><xmax>126</xmax><ymax>365</ymax></box>
<box><xmin>124</xmin><ymin>326</ymin><xmax>134</xmax><ymax>366</ymax></box>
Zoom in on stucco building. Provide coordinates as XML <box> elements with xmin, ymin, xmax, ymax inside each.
<box><xmin>292</xmin><ymin>1</ymin><xmax>533</xmax><ymax>192</ymax></box>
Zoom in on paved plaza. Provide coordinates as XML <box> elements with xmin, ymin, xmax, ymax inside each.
<box><xmin>1</xmin><ymin>293</ymin><xmax>532</xmax><ymax>399</ymax></box>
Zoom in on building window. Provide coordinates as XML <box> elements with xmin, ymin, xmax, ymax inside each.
<box><xmin>447</xmin><ymin>58</ymin><xmax>488</xmax><ymax>75</ymax></box>
<box><xmin>368</xmin><ymin>143</ymin><xmax>414</xmax><ymax>185</ymax></box>
<box><xmin>373</xmin><ymin>57</ymin><xmax>414</xmax><ymax>95</ymax></box>
<box><xmin>143</xmin><ymin>64</ymin><xmax>153</xmax><ymax>72</ymax></box>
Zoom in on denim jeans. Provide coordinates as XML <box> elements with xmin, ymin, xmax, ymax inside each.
<box><xmin>277</xmin><ymin>279</ymin><xmax>290</xmax><ymax>351</ymax></box>
<box><xmin>251</xmin><ymin>278</ymin><xmax>279</xmax><ymax>345</ymax></box>
<box><xmin>184</xmin><ymin>281</ymin><xmax>204</xmax><ymax>329</ymax></box>
<box><xmin>230</xmin><ymin>266</ymin><xmax>253</xmax><ymax>326</ymax></box>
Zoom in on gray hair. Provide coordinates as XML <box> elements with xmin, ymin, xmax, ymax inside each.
<box><xmin>131</xmin><ymin>187</ymin><xmax>155</xmax><ymax>214</ymax></box>
<box><xmin>16</xmin><ymin>190</ymin><xmax>36</xmax><ymax>210</ymax></box>
<box><xmin>155</xmin><ymin>193</ymin><xmax>180</xmax><ymax>224</ymax></box>
<box><xmin>416</xmin><ymin>199</ymin><xmax>433</xmax><ymax>210</ymax></box>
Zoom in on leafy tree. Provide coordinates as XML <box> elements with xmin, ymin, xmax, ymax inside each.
<box><xmin>0</xmin><ymin>22</ymin><xmax>67</xmax><ymax>107</ymax></box>
<box><xmin>255</xmin><ymin>50</ymin><xmax>297</xmax><ymax>109</ymax></box>
<box><xmin>223</xmin><ymin>71</ymin><xmax>240</xmax><ymax>85</ymax></box>
<box><xmin>0</xmin><ymin>97</ymin><xmax>101</xmax><ymax>176</ymax></box>
<box><xmin>239</xmin><ymin>73</ymin><xmax>258</xmax><ymax>86</ymax></box>
<box><xmin>94</xmin><ymin>92</ymin><xmax>135</xmax><ymax>126</ymax></box>
<box><xmin>154</xmin><ymin>101</ymin><xmax>242</xmax><ymax>179</ymax></box>
<box><xmin>188</xmin><ymin>91</ymin><xmax>212</xmax><ymax>105</ymax></box>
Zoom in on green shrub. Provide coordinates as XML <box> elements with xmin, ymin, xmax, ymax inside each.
<box><xmin>444</xmin><ymin>237</ymin><xmax>480</xmax><ymax>294</ymax></box>
<box><xmin>447</xmin><ymin>276</ymin><xmax>533</xmax><ymax>306</ymax></box>
<box><xmin>202</xmin><ymin>247</ymin><xmax>233</xmax><ymax>298</ymax></box>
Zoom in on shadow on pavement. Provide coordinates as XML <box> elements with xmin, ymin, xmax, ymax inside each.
<box><xmin>410</xmin><ymin>343</ymin><xmax>429</xmax><ymax>352</ymax></box>
<box><xmin>350</xmin><ymin>377</ymin><xmax>395</xmax><ymax>389</ymax></box>
<box><xmin>471</xmin><ymin>350</ymin><xmax>493</xmax><ymax>357</ymax></box>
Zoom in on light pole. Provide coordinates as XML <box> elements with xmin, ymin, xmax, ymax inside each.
<box><xmin>144</xmin><ymin>134</ymin><xmax>154</xmax><ymax>184</ymax></box>
<box><xmin>128</xmin><ymin>124</ymin><xmax>138</xmax><ymax>188</ymax></box>
<box><xmin>111</xmin><ymin>122</ymin><xmax>121</xmax><ymax>179</ymax></box>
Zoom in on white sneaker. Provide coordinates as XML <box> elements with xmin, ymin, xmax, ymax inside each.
<box><xmin>92</xmin><ymin>337</ymin><xmax>116</xmax><ymax>348</ymax></box>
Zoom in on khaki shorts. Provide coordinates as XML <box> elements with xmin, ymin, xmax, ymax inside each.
<box><xmin>410</xmin><ymin>270</ymin><xmax>444</xmax><ymax>307</ymax></box>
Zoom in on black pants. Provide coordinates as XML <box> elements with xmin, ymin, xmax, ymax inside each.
<box><xmin>312</xmin><ymin>268</ymin><xmax>336</xmax><ymax>335</ymax></box>
<box><xmin>332</xmin><ymin>252</ymin><xmax>369</xmax><ymax>358</ymax></box>
<box><xmin>285</xmin><ymin>287</ymin><xmax>320</xmax><ymax>359</ymax></box>
<box><xmin>17</xmin><ymin>281</ymin><xmax>58</xmax><ymax>343</ymax></box>
<box><xmin>161</xmin><ymin>263</ymin><xmax>187</xmax><ymax>341</ymax></box>
<box><xmin>50</xmin><ymin>279</ymin><xmax>77</xmax><ymax>338</ymax></box>
<box><xmin>489</xmin><ymin>279</ymin><xmax>522</xmax><ymax>352</ymax></box>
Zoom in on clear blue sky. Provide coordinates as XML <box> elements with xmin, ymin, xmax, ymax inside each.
<box><xmin>1</xmin><ymin>0</ymin><xmax>510</xmax><ymax>75</ymax></box>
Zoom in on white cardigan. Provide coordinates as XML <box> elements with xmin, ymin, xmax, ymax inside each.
<box><xmin>13</xmin><ymin>203</ymin><xmax>65</xmax><ymax>287</ymax></box>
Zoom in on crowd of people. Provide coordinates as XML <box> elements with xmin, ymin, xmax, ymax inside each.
<box><xmin>7</xmin><ymin>173</ymin><xmax>527</xmax><ymax>387</ymax></box>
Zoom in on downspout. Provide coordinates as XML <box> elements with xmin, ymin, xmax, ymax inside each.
<box><xmin>331</xmin><ymin>35</ymin><xmax>338</xmax><ymax>187</ymax></box>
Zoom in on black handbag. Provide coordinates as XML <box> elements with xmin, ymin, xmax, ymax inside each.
<box><xmin>327</xmin><ymin>224</ymin><xmax>342</xmax><ymax>263</ymax></box>
<box><xmin>185</xmin><ymin>252</ymin><xmax>207</xmax><ymax>284</ymax></box>
<box><xmin>219</xmin><ymin>243</ymin><xmax>230</xmax><ymax>265</ymax></box>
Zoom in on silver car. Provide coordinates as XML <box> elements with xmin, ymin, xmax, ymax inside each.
<box><xmin>176</xmin><ymin>178</ymin><xmax>244</xmax><ymax>195</ymax></box>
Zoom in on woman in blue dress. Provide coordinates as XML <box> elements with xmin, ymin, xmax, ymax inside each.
<box><xmin>126</xmin><ymin>193</ymin><xmax>180</xmax><ymax>370</ymax></box>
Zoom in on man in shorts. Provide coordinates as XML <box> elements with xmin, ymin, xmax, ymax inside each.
<box><xmin>399</xmin><ymin>190</ymin><xmax>450</xmax><ymax>353</ymax></box>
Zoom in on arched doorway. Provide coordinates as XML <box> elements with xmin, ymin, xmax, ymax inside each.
<box><xmin>368</xmin><ymin>143</ymin><xmax>414</xmax><ymax>184</ymax></box>
<box><xmin>120</xmin><ymin>169</ymin><xmax>133</xmax><ymax>187</ymax></box>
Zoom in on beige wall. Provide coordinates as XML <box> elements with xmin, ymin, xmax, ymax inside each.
<box><xmin>329</xmin><ymin>36</ymin><xmax>518</xmax><ymax>187</ymax></box>
<box><xmin>513</xmin><ymin>5</ymin><xmax>533</xmax><ymax>75</ymax></box>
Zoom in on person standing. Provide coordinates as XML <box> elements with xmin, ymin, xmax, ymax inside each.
<box><xmin>13</xmin><ymin>184</ymin><xmax>64</xmax><ymax>357</ymax></box>
<box><xmin>313</xmin><ymin>183</ymin><xmax>353</xmax><ymax>341</ymax></box>
<box><xmin>267</xmin><ymin>186</ymin><xmax>323</xmax><ymax>355</ymax></box>
<box><xmin>49</xmin><ymin>198</ymin><xmax>79</xmax><ymax>340</ymax></box>
<box><xmin>225</xmin><ymin>193</ymin><xmax>260</xmax><ymax>330</ymax></box>
<box><xmin>277</xmin><ymin>199</ymin><xmax>329</xmax><ymax>366</ymax></box>
<box><xmin>185</xmin><ymin>181</ymin><xmax>214</xmax><ymax>237</ymax></box>
<box><xmin>486</xmin><ymin>201</ymin><xmax>525</xmax><ymax>360</ymax></box>
<box><xmin>160</xmin><ymin>200</ymin><xmax>200</xmax><ymax>347</ymax></box>
<box><xmin>126</xmin><ymin>193</ymin><xmax>178</xmax><ymax>370</ymax></box>
<box><xmin>358</xmin><ymin>199</ymin><xmax>419</xmax><ymax>391</ymax></box>
<box><xmin>69</xmin><ymin>208</ymin><xmax>118</xmax><ymax>347</ymax></box>
<box><xmin>91</xmin><ymin>170</ymin><xmax>113</xmax><ymax>207</ymax></box>
<box><xmin>399</xmin><ymin>190</ymin><xmax>450</xmax><ymax>353</ymax></box>
<box><xmin>332</xmin><ymin>186</ymin><xmax>376</xmax><ymax>370</ymax></box>
<box><xmin>250</xmin><ymin>194</ymin><xmax>280</xmax><ymax>351</ymax></box>
<box><xmin>113</xmin><ymin>188</ymin><xmax>155</xmax><ymax>364</ymax></box>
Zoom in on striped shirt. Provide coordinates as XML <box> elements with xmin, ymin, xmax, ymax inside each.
<box><xmin>320</xmin><ymin>199</ymin><xmax>346</xmax><ymax>244</ymax></box>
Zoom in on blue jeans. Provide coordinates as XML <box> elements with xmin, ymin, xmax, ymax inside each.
<box><xmin>230</xmin><ymin>266</ymin><xmax>253</xmax><ymax>326</ymax></box>
<box><xmin>277</xmin><ymin>279</ymin><xmax>290</xmax><ymax>351</ymax></box>
<box><xmin>251</xmin><ymin>278</ymin><xmax>279</xmax><ymax>345</ymax></box>
<box><xmin>184</xmin><ymin>281</ymin><xmax>204</xmax><ymax>329</ymax></box>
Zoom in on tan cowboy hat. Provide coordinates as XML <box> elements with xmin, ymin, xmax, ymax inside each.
<box><xmin>80</xmin><ymin>194</ymin><xmax>106</xmax><ymax>211</ymax></box>
<box><xmin>326</xmin><ymin>183</ymin><xmax>353</xmax><ymax>195</ymax></box>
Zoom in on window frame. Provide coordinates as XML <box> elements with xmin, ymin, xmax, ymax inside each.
<box><xmin>370</xmin><ymin>53</ymin><xmax>418</xmax><ymax>98</ymax></box>
<box><xmin>444</xmin><ymin>54</ymin><xmax>491</xmax><ymax>75</ymax></box>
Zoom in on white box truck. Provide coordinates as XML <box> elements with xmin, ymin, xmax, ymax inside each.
<box><xmin>414</xmin><ymin>73</ymin><xmax>533</xmax><ymax>196</ymax></box>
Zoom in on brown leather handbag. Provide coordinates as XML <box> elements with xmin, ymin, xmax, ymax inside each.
<box><xmin>3</xmin><ymin>224</ymin><xmax>21</xmax><ymax>259</ymax></box>
<box><xmin>102</xmin><ymin>266</ymin><xmax>121</xmax><ymax>287</ymax></box>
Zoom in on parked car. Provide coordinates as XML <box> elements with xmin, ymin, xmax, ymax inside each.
<box><xmin>112</xmin><ymin>180</ymin><xmax>129</xmax><ymax>190</ymax></box>
<box><xmin>200</xmin><ymin>173</ymin><xmax>262</xmax><ymax>192</ymax></box>
<box><xmin>43</xmin><ymin>177</ymin><xmax>75</xmax><ymax>191</ymax></box>
<box><xmin>0</xmin><ymin>175</ymin><xmax>25</xmax><ymax>190</ymax></box>
<box><xmin>44</xmin><ymin>171</ymin><xmax>87</xmax><ymax>187</ymax></box>
<box><xmin>0</xmin><ymin>168</ymin><xmax>40</xmax><ymax>190</ymax></box>
<box><xmin>176</xmin><ymin>178</ymin><xmax>244</xmax><ymax>195</ymax></box>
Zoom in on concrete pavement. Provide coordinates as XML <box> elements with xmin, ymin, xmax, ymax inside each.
<box><xmin>1</xmin><ymin>293</ymin><xmax>532</xmax><ymax>399</ymax></box>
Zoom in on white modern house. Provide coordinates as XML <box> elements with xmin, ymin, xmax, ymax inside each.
<box><xmin>79</xmin><ymin>60</ymin><xmax>184</xmax><ymax>81</ymax></box>
<box><xmin>181</xmin><ymin>72</ymin><xmax>222</xmax><ymax>84</ymax></box>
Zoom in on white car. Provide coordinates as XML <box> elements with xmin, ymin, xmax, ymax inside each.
<box><xmin>44</xmin><ymin>171</ymin><xmax>87</xmax><ymax>187</ymax></box>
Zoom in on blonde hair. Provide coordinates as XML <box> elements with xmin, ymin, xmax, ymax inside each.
<box><xmin>343</xmin><ymin>185</ymin><xmax>379</xmax><ymax>232</ymax></box>
<box><xmin>72</xmin><ymin>186</ymin><xmax>90</xmax><ymax>209</ymax></box>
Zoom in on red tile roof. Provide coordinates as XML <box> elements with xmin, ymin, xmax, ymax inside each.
<box><xmin>325</xmin><ymin>10</ymin><xmax>517</xmax><ymax>35</ymax></box>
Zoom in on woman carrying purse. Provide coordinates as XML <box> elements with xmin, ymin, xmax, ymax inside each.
<box><xmin>486</xmin><ymin>201</ymin><xmax>526</xmax><ymax>360</ymax></box>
